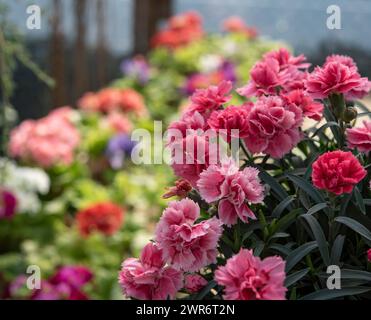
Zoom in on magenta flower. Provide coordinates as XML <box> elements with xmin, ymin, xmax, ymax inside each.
<box><xmin>0</xmin><ymin>188</ymin><xmax>17</xmax><ymax>219</ymax></box>
<box><xmin>367</xmin><ymin>249</ymin><xmax>371</xmax><ymax>262</ymax></box>
<box><xmin>208</xmin><ymin>104</ymin><xmax>252</xmax><ymax>142</ymax></box>
<box><xmin>188</xmin><ymin>81</ymin><xmax>232</xmax><ymax>118</ymax></box>
<box><xmin>184</xmin><ymin>274</ymin><xmax>208</xmax><ymax>294</ymax></box>
<box><xmin>306</xmin><ymin>60</ymin><xmax>371</xmax><ymax>100</ymax></box>
<box><xmin>283</xmin><ymin>89</ymin><xmax>324</xmax><ymax>121</ymax></box>
<box><xmin>119</xmin><ymin>243</ymin><xmax>183</xmax><ymax>300</ymax></box>
<box><xmin>155</xmin><ymin>198</ymin><xmax>222</xmax><ymax>272</ymax></box>
<box><xmin>170</xmin><ymin>131</ymin><xmax>220</xmax><ymax>187</ymax></box>
<box><xmin>346</xmin><ymin>120</ymin><xmax>371</xmax><ymax>153</ymax></box>
<box><xmin>312</xmin><ymin>150</ymin><xmax>367</xmax><ymax>195</ymax></box>
<box><xmin>238</xmin><ymin>48</ymin><xmax>309</xmax><ymax>98</ymax></box>
<box><xmin>215</xmin><ymin>249</ymin><xmax>287</xmax><ymax>300</ymax></box>
<box><xmin>198</xmin><ymin>158</ymin><xmax>265</xmax><ymax>226</ymax></box>
<box><xmin>243</xmin><ymin>95</ymin><xmax>303</xmax><ymax>159</ymax></box>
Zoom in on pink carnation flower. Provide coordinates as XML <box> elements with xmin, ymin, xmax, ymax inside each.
<box><xmin>184</xmin><ymin>274</ymin><xmax>208</xmax><ymax>294</ymax></box>
<box><xmin>170</xmin><ymin>131</ymin><xmax>220</xmax><ymax>187</ymax></box>
<box><xmin>312</xmin><ymin>150</ymin><xmax>367</xmax><ymax>195</ymax></box>
<box><xmin>346</xmin><ymin>120</ymin><xmax>371</xmax><ymax>153</ymax></box>
<box><xmin>283</xmin><ymin>89</ymin><xmax>324</xmax><ymax>121</ymax></box>
<box><xmin>243</xmin><ymin>95</ymin><xmax>303</xmax><ymax>159</ymax></box>
<box><xmin>324</xmin><ymin>54</ymin><xmax>357</xmax><ymax>70</ymax></box>
<box><xmin>198</xmin><ymin>158</ymin><xmax>265</xmax><ymax>226</ymax></box>
<box><xmin>188</xmin><ymin>81</ymin><xmax>232</xmax><ymax>118</ymax></box>
<box><xmin>9</xmin><ymin>108</ymin><xmax>80</xmax><ymax>168</ymax></box>
<box><xmin>208</xmin><ymin>104</ymin><xmax>252</xmax><ymax>142</ymax></box>
<box><xmin>119</xmin><ymin>243</ymin><xmax>183</xmax><ymax>300</ymax></box>
<box><xmin>238</xmin><ymin>48</ymin><xmax>309</xmax><ymax>98</ymax></box>
<box><xmin>215</xmin><ymin>249</ymin><xmax>287</xmax><ymax>300</ymax></box>
<box><xmin>306</xmin><ymin>60</ymin><xmax>371</xmax><ymax>100</ymax></box>
<box><xmin>155</xmin><ymin>198</ymin><xmax>223</xmax><ymax>272</ymax></box>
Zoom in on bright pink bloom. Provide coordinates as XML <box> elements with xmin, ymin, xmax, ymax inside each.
<box><xmin>324</xmin><ymin>55</ymin><xmax>357</xmax><ymax>70</ymax></box>
<box><xmin>306</xmin><ymin>60</ymin><xmax>371</xmax><ymax>100</ymax></box>
<box><xmin>208</xmin><ymin>104</ymin><xmax>252</xmax><ymax>142</ymax></box>
<box><xmin>215</xmin><ymin>249</ymin><xmax>287</xmax><ymax>300</ymax></box>
<box><xmin>0</xmin><ymin>188</ymin><xmax>17</xmax><ymax>219</ymax></box>
<box><xmin>243</xmin><ymin>95</ymin><xmax>303</xmax><ymax>159</ymax></box>
<box><xmin>170</xmin><ymin>131</ymin><xmax>220</xmax><ymax>187</ymax></box>
<box><xmin>367</xmin><ymin>249</ymin><xmax>371</xmax><ymax>262</ymax></box>
<box><xmin>188</xmin><ymin>81</ymin><xmax>233</xmax><ymax>118</ymax></box>
<box><xmin>312</xmin><ymin>150</ymin><xmax>367</xmax><ymax>195</ymax></box>
<box><xmin>50</xmin><ymin>266</ymin><xmax>93</xmax><ymax>288</ymax></box>
<box><xmin>283</xmin><ymin>89</ymin><xmax>324</xmax><ymax>121</ymax></box>
<box><xmin>119</xmin><ymin>243</ymin><xmax>183</xmax><ymax>300</ymax></box>
<box><xmin>184</xmin><ymin>274</ymin><xmax>208</xmax><ymax>294</ymax></box>
<box><xmin>105</xmin><ymin>112</ymin><xmax>133</xmax><ymax>134</ymax></box>
<box><xmin>346</xmin><ymin>120</ymin><xmax>371</xmax><ymax>153</ymax></box>
<box><xmin>238</xmin><ymin>48</ymin><xmax>309</xmax><ymax>97</ymax></box>
<box><xmin>198</xmin><ymin>158</ymin><xmax>265</xmax><ymax>226</ymax></box>
<box><xmin>155</xmin><ymin>198</ymin><xmax>222</xmax><ymax>272</ymax></box>
<box><xmin>9</xmin><ymin>108</ymin><xmax>80</xmax><ymax>168</ymax></box>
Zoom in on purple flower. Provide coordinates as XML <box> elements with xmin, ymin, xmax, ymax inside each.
<box><xmin>220</xmin><ymin>61</ymin><xmax>237</xmax><ymax>83</ymax></box>
<box><xmin>106</xmin><ymin>134</ymin><xmax>136</xmax><ymax>169</ymax></box>
<box><xmin>0</xmin><ymin>188</ymin><xmax>17</xmax><ymax>219</ymax></box>
<box><xmin>121</xmin><ymin>55</ymin><xmax>150</xmax><ymax>84</ymax></box>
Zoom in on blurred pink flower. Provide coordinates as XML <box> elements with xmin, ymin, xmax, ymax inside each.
<box><xmin>243</xmin><ymin>95</ymin><xmax>303</xmax><ymax>159</ymax></box>
<box><xmin>105</xmin><ymin>111</ymin><xmax>133</xmax><ymax>134</ymax></box>
<box><xmin>155</xmin><ymin>198</ymin><xmax>222</xmax><ymax>272</ymax></box>
<box><xmin>312</xmin><ymin>150</ymin><xmax>367</xmax><ymax>195</ymax></box>
<box><xmin>184</xmin><ymin>274</ymin><xmax>208</xmax><ymax>294</ymax></box>
<box><xmin>9</xmin><ymin>108</ymin><xmax>80</xmax><ymax>168</ymax></box>
<box><xmin>367</xmin><ymin>249</ymin><xmax>371</xmax><ymax>262</ymax></box>
<box><xmin>346</xmin><ymin>120</ymin><xmax>371</xmax><ymax>153</ymax></box>
<box><xmin>324</xmin><ymin>54</ymin><xmax>357</xmax><ymax>70</ymax></box>
<box><xmin>32</xmin><ymin>265</ymin><xmax>93</xmax><ymax>300</ymax></box>
<box><xmin>222</xmin><ymin>16</ymin><xmax>258</xmax><ymax>38</ymax></box>
<box><xmin>215</xmin><ymin>249</ymin><xmax>287</xmax><ymax>300</ymax></box>
<box><xmin>198</xmin><ymin>158</ymin><xmax>264</xmax><ymax>226</ymax></box>
<box><xmin>119</xmin><ymin>243</ymin><xmax>183</xmax><ymax>300</ymax></box>
<box><xmin>306</xmin><ymin>60</ymin><xmax>371</xmax><ymax>100</ymax></box>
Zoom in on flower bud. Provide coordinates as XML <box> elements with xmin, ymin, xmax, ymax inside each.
<box><xmin>342</xmin><ymin>107</ymin><xmax>358</xmax><ymax>122</ymax></box>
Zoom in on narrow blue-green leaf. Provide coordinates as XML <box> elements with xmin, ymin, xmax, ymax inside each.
<box><xmin>284</xmin><ymin>268</ymin><xmax>309</xmax><ymax>287</ymax></box>
<box><xmin>194</xmin><ymin>281</ymin><xmax>217</xmax><ymax>300</ymax></box>
<box><xmin>300</xmin><ymin>287</ymin><xmax>370</xmax><ymax>300</ymax></box>
<box><xmin>272</xmin><ymin>196</ymin><xmax>296</xmax><ymax>218</ymax></box>
<box><xmin>310</xmin><ymin>121</ymin><xmax>340</xmax><ymax>139</ymax></box>
<box><xmin>335</xmin><ymin>216</ymin><xmax>371</xmax><ymax>241</ymax></box>
<box><xmin>353</xmin><ymin>187</ymin><xmax>366</xmax><ymax>215</ymax></box>
<box><xmin>330</xmin><ymin>235</ymin><xmax>345</xmax><ymax>265</ymax></box>
<box><xmin>341</xmin><ymin>269</ymin><xmax>371</xmax><ymax>282</ymax></box>
<box><xmin>285</xmin><ymin>241</ymin><xmax>318</xmax><ymax>272</ymax></box>
<box><xmin>286</xmin><ymin>174</ymin><xmax>326</xmax><ymax>204</ymax></box>
<box><xmin>306</xmin><ymin>203</ymin><xmax>328</xmax><ymax>215</ymax></box>
<box><xmin>259</xmin><ymin>171</ymin><xmax>289</xmax><ymax>201</ymax></box>
<box><xmin>301</xmin><ymin>215</ymin><xmax>331</xmax><ymax>266</ymax></box>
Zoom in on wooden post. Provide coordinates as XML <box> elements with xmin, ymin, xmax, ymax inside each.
<box><xmin>74</xmin><ymin>0</ymin><xmax>88</xmax><ymax>101</ymax></box>
<box><xmin>50</xmin><ymin>0</ymin><xmax>66</xmax><ymax>107</ymax></box>
<box><xmin>96</xmin><ymin>0</ymin><xmax>107</xmax><ymax>88</ymax></box>
<box><xmin>134</xmin><ymin>0</ymin><xmax>172</xmax><ymax>54</ymax></box>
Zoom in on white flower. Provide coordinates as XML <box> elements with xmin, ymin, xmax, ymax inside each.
<box><xmin>0</xmin><ymin>158</ymin><xmax>50</xmax><ymax>213</ymax></box>
<box><xmin>199</xmin><ymin>54</ymin><xmax>223</xmax><ymax>73</ymax></box>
